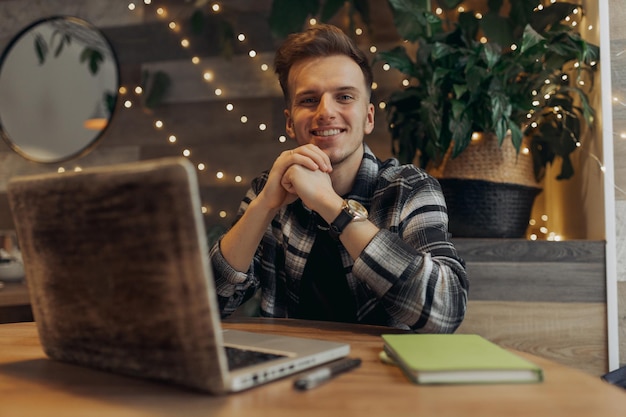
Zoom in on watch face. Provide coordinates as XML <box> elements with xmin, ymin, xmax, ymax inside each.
<box><xmin>346</xmin><ymin>199</ymin><xmax>368</xmax><ymax>220</ymax></box>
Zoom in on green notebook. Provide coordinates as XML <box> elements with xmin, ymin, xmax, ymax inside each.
<box><xmin>382</xmin><ymin>334</ymin><xmax>543</xmax><ymax>385</ymax></box>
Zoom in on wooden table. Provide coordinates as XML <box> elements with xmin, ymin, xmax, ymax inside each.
<box><xmin>0</xmin><ymin>318</ymin><xmax>624</xmax><ymax>417</ymax></box>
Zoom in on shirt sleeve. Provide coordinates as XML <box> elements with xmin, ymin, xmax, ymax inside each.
<box><xmin>352</xmin><ymin>172</ymin><xmax>469</xmax><ymax>333</ymax></box>
<box><xmin>209</xmin><ymin>180</ymin><xmax>266</xmax><ymax>318</ymax></box>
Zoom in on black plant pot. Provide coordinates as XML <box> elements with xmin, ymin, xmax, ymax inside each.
<box><xmin>438</xmin><ymin>178</ymin><xmax>542</xmax><ymax>238</ymax></box>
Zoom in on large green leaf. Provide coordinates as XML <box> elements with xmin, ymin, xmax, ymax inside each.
<box><xmin>481</xmin><ymin>42</ymin><xmax>501</xmax><ymax>70</ymax></box>
<box><xmin>376</xmin><ymin>47</ymin><xmax>420</xmax><ymax>78</ymax></box>
<box><xmin>431</xmin><ymin>41</ymin><xmax>457</xmax><ymax>60</ymax></box>
<box><xmin>465</xmin><ymin>65</ymin><xmax>489</xmax><ymax>94</ymax></box>
<box><xmin>388</xmin><ymin>0</ymin><xmax>434</xmax><ymax>41</ymax></box>
<box><xmin>481</xmin><ymin>13</ymin><xmax>513</xmax><ymax>47</ymax></box>
<box><xmin>519</xmin><ymin>25</ymin><xmax>545</xmax><ymax>54</ymax></box>
<box><xmin>528</xmin><ymin>2</ymin><xmax>578</xmax><ymax>33</ymax></box>
<box><xmin>509</xmin><ymin>123</ymin><xmax>524</xmax><ymax>151</ymax></box>
<box><xmin>450</xmin><ymin>113</ymin><xmax>473</xmax><ymax>157</ymax></box>
<box><xmin>490</xmin><ymin>91</ymin><xmax>511</xmax><ymax>127</ymax></box>
<box><xmin>452</xmin><ymin>83</ymin><xmax>468</xmax><ymax>99</ymax></box>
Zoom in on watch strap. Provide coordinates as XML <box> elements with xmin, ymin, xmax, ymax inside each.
<box><xmin>328</xmin><ymin>207</ymin><xmax>353</xmax><ymax>240</ymax></box>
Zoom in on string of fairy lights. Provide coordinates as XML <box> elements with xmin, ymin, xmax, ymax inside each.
<box><xmin>117</xmin><ymin>0</ymin><xmax>392</xmax><ymax>222</ymax></box>
<box><xmin>57</xmin><ymin>0</ymin><xmax>624</xmax><ymax>239</ymax></box>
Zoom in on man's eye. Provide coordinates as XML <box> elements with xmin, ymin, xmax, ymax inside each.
<box><xmin>338</xmin><ymin>94</ymin><xmax>354</xmax><ymax>102</ymax></box>
<box><xmin>299</xmin><ymin>97</ymin><xmax>318</xmax><ymax>105</ymax></box>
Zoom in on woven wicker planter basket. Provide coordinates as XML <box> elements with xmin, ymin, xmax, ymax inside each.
<box><xmin>430</xmin><ymin>133</ymin><xmax>542</xmax><ymax>238</ymax></box>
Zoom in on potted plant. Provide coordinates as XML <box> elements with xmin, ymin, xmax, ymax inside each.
<box><xmin>376</xmin><ymin>0</ymin><xmax>599</xmax><ymax>237</ymax></box>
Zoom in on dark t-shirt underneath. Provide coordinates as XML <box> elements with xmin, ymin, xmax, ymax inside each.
<box><xmin>297</xmin><ymin>226</ymin><xmax>357</xmax><ymax>323</ymax></box>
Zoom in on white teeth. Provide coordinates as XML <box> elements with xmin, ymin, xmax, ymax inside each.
<box><xmin>314</xmin><ymin>129</ymin><xmax>341</xmax><ymax>137</ymax></box>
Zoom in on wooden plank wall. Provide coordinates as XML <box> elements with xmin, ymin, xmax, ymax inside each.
<box><xmin>0</xmin><ymin>0</ymin><xmax>400</xmax><ymax>233</ymax></box>
<box><xmin>454</xmin><ymin>239</ymin><xmax>608</xmax><ymax>375</ymax></box>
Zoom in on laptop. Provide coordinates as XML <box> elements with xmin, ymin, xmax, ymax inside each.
<box><xmin>7</xmin><ymin>157</ymin><xmax>350</xmax><ymax>394</ymax></box>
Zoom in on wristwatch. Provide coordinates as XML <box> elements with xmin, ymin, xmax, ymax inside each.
<box><xmin>329</xmin><ymin>199</ymin><xmax>368</xmax><ymax>239</ymax></box>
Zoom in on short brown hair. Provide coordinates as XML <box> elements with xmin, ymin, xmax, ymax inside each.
<box><xmin>274</xmin><ymin>24</ymin><xmax>373</xmax><ymax>105</ymax></box>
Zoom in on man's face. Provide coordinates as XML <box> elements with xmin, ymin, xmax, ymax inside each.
<box><xmin>284</xmin><ymin>55</ymin><xmax>375</xmax><ymax>168</ymax></box>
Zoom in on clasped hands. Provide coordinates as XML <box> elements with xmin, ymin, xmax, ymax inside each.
<box><xmin>260</xmin><ymin>144</ymin><xmax>335</xmax><ymax>213</ymax></box>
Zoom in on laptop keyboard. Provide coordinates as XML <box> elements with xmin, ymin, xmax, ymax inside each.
<box><xmin>224</xmin><ymin>346</ymin><xmax>287</xmax><ymax>371</ymax></box>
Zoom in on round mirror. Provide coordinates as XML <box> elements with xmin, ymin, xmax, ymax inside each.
<box><xmin>0</xmin><ymin>16</ymin><xmax>119</xmax><ymax>163</ymax></box>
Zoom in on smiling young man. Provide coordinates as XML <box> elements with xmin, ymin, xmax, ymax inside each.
<box><xmin>210</xmin><ymin>24</ymin><xmax>468</xmax><ymax>332</ymax></box>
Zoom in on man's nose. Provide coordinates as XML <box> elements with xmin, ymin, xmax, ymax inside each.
<box><xmin>316</xmin><ymin>94</ymin><xmax>337</xmax><ymax>120</ymax></box>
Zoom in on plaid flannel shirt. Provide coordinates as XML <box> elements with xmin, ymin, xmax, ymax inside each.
<box><xmin>210</xmin><ymin>144</ymin><xmax>468</xmax><ymax>332</ymax></box>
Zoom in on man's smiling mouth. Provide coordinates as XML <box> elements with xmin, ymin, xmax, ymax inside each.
<box><xmin>312</xmin><ymin>128</ymin><xmax>344</xmax><ymax>137</ymax></box>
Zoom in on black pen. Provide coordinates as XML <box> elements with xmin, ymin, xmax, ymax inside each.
<box><xmin>294</xmin><ymin>357</ymin><xmax>362</xmax><ymax>390</ymax></box>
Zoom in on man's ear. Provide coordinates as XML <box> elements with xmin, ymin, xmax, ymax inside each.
<box><xmin>284</xmin><ymin>109</ymin><xmax>296</xmax><ymax>139</ymax></box>
<box><xmin>364</xmin><ymin>103</ymin><xmax>375</xmax><ymax>135</ymax></box>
